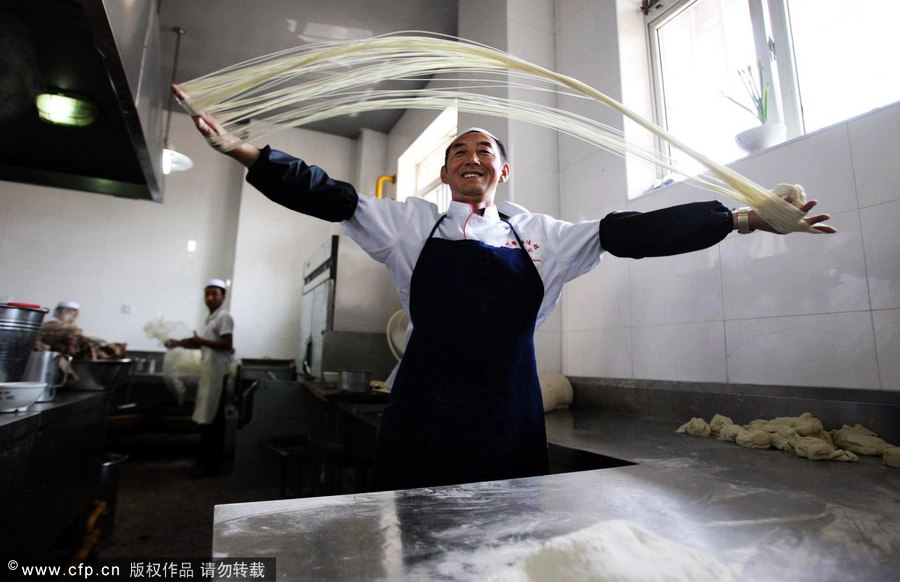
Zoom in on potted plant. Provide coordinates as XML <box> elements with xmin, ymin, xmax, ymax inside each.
<box><xmin>725</xmin><ymin>63</ymin><xmax>786</xmax><ymax>153</ymax></box>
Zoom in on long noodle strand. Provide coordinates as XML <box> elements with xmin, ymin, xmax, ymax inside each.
<box><xmin>177</xmin><ymin>32</ymin><xmax>818</xmax><ymax>233</ymax></box>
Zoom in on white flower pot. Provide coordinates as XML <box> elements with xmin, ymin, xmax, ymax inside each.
<box><xmin>735</xmin><ymin>123</ymin><xmax>786</xmax><ymax>153</ymax></box>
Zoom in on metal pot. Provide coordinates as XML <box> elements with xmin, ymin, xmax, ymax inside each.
<box><xmin>339</xmin><ymin>370</ymin><xmax>372</xmax><ymax>393</ymax></box>
<box><xmin>0</xmin><ymin>303</ymin><xmax>49</xmax><ymax>382</ymax></box>
<box><xmin>22</xmin><ymin>351</ymin><xmax>72</xmax><ymax>402</ymax></box>
<box><xmin>68</xmin><ymin>359</ymin><xmax>134</xmax><ymax>392</ymax></box>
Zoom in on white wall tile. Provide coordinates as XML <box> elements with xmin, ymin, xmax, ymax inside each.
<box><xmin>509</xmin><ymin>162</ymin><xmax>559</xmax><ymax>216</ymax></box>
<box><xmin>561</xmin><ymin>150</ymin><xmax>628</xmax><ymax>219</ymax></box>
<box><xmin>848</xmin><ymin>104</ymin><xmax>900</xmax><ymax>208</ymax></box>
<box><xmin>873</xmin><ymin>308</ymin><xmax>900</xmax><ymax>391</ymax></box>
<box><xmin>508</xmin><ymin>20</ymin><xmax>555</xmax><ymax>69</ymax></box>
<box><xmin>725</xmin><ymin>312</ymin><xmax>880</xmax><ymax>388</ymax></box>
<box><xmin>721</xmin><ymin>210</ymin><xmax>869</xmax><ymax>319</ymax></box>
<box><xmin>539</xmin><ymin>299</ymin><xmax>562</xmax><ymax>332</ymax></box>
<box><xmin>555</xmin><ymin>0</ymin><xmax>618</xmax><ymax>80</ymax></box>
<box><xmin>509</xmin><ymin>0</ymin><xmax>555</xmax><ymax>33</ymax></box>
<box><xmin>535</xmin><ymin>328</ymin><xmax>562</xmax><ymax>374</ymax></box>
<box><xmin>566</xmin><ymin>328</ymin><xmax>632</xmax><ymax>378</ymax></box>
<box><xmin>730</xmin><ymin>125</ymin><xmax>858</xmax><ymax>214</ymax></box>
<box><xmin>860</xmin><ymin>199</ymin><xmax>900</xmax><ymax>310</ymax></box>
<box><xmin>566</xmin><ymin>258</ymin><xmax>631</xmax><ymax>330</ymax></box>
<box><xmin>508</xmin><ymin>122</ymin><xmax>558</xmax><ymax>173</ymax></box>
<box><xmin>630</xmin><ymin>248</ymin><xmax>724</xmax><ymax>326</ymax></box>
<box><xmin>632</xmin><ymin>321</ymin><xmax>727</xmax><ymax>382</ymax></box>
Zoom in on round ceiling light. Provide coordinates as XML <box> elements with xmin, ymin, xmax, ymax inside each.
<box><xmin>163</xmin><ymin>146</ymin><xmax>194</xmax><ymax>174</ymax></box>
<box><xmin>35</xmin><ymin>91</ymin><xmax>98</xmax><ymax>127</ymax></box>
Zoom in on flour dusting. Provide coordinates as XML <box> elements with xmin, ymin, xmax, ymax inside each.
<box><xmin>490</xmin><ymin>520</ymin><xmax>733</xmax><ymax>582</ymax></box>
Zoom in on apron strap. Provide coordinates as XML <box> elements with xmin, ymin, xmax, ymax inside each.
<box><xmin>502</xmin><ymin>217</ymin><xmax>528</xmax><ymax>250</ymax></box>
<box><xmin>427</xmin><ymin>214</ymin><xmax>448</xmax><ymax>239</ymax></box>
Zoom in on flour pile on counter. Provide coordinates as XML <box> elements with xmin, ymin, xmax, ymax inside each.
<box><xmin>676</xmin><ymin>413</ymin><xmax>900</xmax><ymax>468</ymax></box>
<box><xmin>490</xmin><ymin>520</ymin><xmax>733</xmax><ymax>582</ymax></box>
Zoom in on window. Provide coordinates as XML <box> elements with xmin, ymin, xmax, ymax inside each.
<box><xmin>397</xmin><ymin>106</ymin><xmax>458</xmax><ymax>212</ymax></box>
<box><xmin>785</xmin><ymin>1</ymin><xmax>900</xmax><ymax>132</ymax></box>
<box><xmin>645</xmin><ymin>0</ymin><xmax>900</xmax><ymax>174</ymax></box>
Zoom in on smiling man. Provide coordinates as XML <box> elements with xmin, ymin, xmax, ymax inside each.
<box><xmin>175</xmin><ymin>84</ymin><xmax>833</xmax><ymax>491</ymax></box>
<box><xmin>440</xmin><ymin>129</ymin><xmax>510</xmax><ymax>209</ymax></box>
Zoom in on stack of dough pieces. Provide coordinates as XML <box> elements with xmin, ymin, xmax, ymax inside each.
<box><xmin>677</xmin><ymin>412</ymin><xmax>899</xmax><ymax>467</ymax></box>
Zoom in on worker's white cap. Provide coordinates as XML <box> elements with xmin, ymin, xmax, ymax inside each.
<box><xmin>205</xmin><ymin>278</ymin><xmax>227</xmax><ymax>290</ymax></box>
<box><xmin>57</xmin><ymin>301</ymin><xmax>80</xmax><ymax>310</ymax></box>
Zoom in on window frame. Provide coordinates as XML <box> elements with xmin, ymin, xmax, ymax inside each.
<box><xmin>643</xmin><ymin>0</ymin><xmax>804</xmax><ymax>167</ymax></box>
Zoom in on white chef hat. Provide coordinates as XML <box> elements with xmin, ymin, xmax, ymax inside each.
<box><xmin>205</xmin><ymin>278</ymin><xmax>227</xmax><ymax>290</ymax></box>
<box><xmin>57</xmin><ymin>301</ymin><xmax>80</xmax><ymax>310</ymax></box>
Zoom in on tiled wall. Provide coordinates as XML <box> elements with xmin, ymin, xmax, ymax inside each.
<box><xmin>556</xmin><ymin>1</ymin><xmax>900</xmax><ymax>391</ymax></box>
<box><xmin>0</xmin><ymin>112</ymin><xmax>242</xmax><ymax>352</ymax></box>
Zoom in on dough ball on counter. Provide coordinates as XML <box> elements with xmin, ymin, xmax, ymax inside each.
<box><xmin>794</xmin><ymin>436</ymin><xmax>857</xmax><ymax>462</ymax></box>
<box><xmin>883</xmin><ymin>447</ymin><xmax>900</xmax><ymax>468</ymax></box>
<box><xmin>677</xmin><ymin>412</ymin><xmax>862</xmax><ymax>464</ymax></box>
<box><xmin>539</xmin><ymin>374</ymin><xmax>574</xmax><ymax>413</ymax></box>
<box><xmin>676</xmin><ymin>417</ymin><xmax>711</xmax><ymax>437</ymax></box>
<box><xmin>831</xmin><ymin>424</ymin><xmax>894</xmax><ymax>457</ymax></box>
<box><xmin>735</xmin><ymin>428</ymin><xmax>772</xmax><ymax>449</ymax></box>
<box><xmin>708</xmin><ymin>414</ymin><xmax>734</xmax><ymax>438</ymax></box>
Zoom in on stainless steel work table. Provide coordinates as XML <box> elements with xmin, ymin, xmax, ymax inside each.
<box><xmin>213</xmin><ymin>409</ymin><xmax>899</xmax><ymax>581</ymax></box>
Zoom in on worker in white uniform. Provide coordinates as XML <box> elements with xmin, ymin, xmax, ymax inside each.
<box><xmin>45</xmin><ymin>300</ymin><xmax>80</xmax><ymax>325</ymax></box>
<box><xmin>37</xmin><ymin>300</ymin><xmax>82</xmax><ymax>354</ymax></box>
<box><xmin>172</xmin><ymin>85</ymin><xmax>834</xmax><ymax>490</ymax></box>
<box><xmin>166</xmin><ymin>278</ymin><xmax>234</xmax><ymax>477</ymax></box>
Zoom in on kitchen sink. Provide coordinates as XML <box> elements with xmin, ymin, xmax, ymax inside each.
<box><xmin>547</xmin><ymin>443</ymin><xmax>635</xmax><ymax>474</ymax></box>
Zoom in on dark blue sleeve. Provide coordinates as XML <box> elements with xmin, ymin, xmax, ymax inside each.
<box><xmin>245</xmin><ymin>146</ymin><xmax>359</xmax><ymax>222</ymax></box>
<box><xmin>599</xmin><ymin>201</ymin><xmax>734</xmax><ymax>258</ymax></box>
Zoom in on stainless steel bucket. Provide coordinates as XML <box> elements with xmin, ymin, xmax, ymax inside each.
<box><xmin>23</xmin><ymin>351</ymin><xmax>72</xmax><ymax>402</ymax></box>
<box><xmin>0</xmin><ymin>303</ymin><xmax>49</xmax><ymax>382</ymax></box>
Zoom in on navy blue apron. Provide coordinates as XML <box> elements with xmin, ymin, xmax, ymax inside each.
<box><xmin>372</xmin><ymin>214</ymin><xmax>547</xmax><ymax>490</ymax></box>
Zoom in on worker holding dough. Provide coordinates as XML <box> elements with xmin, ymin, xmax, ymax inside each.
<box><xmin>173</xmin><ymin>85</ymin><xmax>833</xmax><ymax>491</ymax></box>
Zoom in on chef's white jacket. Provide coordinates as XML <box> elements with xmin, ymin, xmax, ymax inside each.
<box><xmin>343</xmin><ymin>194</ymin><xmax>603</xmax><ymax>328</ymax></box>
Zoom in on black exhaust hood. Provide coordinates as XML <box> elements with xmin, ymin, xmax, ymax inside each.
<box><xmin>0</xmin><ymin>0</ymin><xmax>165</xmax><ymax>201</ymax></box>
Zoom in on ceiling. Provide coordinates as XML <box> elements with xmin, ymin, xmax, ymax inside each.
<box><xmin>158</xmin><ymin>0</ymin><xmax>459</xmax><ymax>138</ymax></box>
<box><xmin>0</xmin><ymin>0</ymin><xmax>457</xmax><ymax>201</ymax></box>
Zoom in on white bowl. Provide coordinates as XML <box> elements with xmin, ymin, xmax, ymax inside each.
<box><xmin>0</xmin><ymin>381</ymin><xmax>47</xmax><ymax>412</ymax></box>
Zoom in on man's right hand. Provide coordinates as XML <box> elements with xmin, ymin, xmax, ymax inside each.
<box><xmin>171</xmin><ymin>84</ymin><xmax>261</xmax><ymax>168</ymax></box>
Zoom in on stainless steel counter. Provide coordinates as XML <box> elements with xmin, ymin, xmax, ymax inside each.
<box><xmin>1</xmin><ymin>391</ymin><xmax>109</xmax><ymax>557</ymax></box>
<box><xmin>213</xmin><ymin>410</ymin><xmax>899</xmax><ymax>581</ymax></box>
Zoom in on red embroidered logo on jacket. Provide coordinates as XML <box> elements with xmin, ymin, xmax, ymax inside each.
<box><xmin>504</xmin><ymin>239</ymin><xmax>543</xmax><ymax>262</ymax></box>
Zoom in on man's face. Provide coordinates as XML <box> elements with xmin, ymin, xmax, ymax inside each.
<box><xmin>204</xmin><ymin>286</ymin><xmax>225</xmax><ymax>312</ymax></box>
<box><xmin>59</xmin><ymin>308</ymin><xmax>78</xmax><ymax>324</ymax></box>
<box><xmin>440</xmin><ymin>132</ymin><xmax>510</xmax><ymax>208</ymax></box>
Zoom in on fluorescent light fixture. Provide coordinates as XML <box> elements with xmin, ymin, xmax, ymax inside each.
<box><xmin>35</xmin><ymin>92</ymin><xmax>98</xmax><ymax>126</ymax></box>
<box><xmin>296</xmin><ymin>22</ymin><xmax>372</xmax><ymax>43</ymax></box>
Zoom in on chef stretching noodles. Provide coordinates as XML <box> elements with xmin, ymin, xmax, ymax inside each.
<box><xmin>172</xmin><ymin>86</ymin><xmax>833</xmax><ymax>491</ymax></box>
